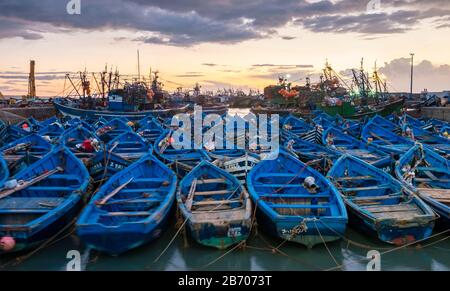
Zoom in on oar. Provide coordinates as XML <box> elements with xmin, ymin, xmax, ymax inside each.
<box><xmin>96</xmin><ymin>177</ymin><xmax>134</xmax><ymax>206</ymax></box>
<box><xmin>0</xmin><ymin>167</ymin><xmax>64</xmax><ymax>200</ymax></box>
<box><xmin>369</xmin><ymin>131</ymin><xmax>394</xmax><ymax>146</ymax></box>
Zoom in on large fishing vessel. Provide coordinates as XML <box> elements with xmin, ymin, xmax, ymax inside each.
<box><xmin>53</xmin><ymin>69</ymin><xmax>189</xmax><ymax>121</ymax></box>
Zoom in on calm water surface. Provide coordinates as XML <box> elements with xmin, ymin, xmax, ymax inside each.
<box><xmin>2</xmin><ymin>219</ymin><xmax>449</xmax><ymax>271</ymax></box>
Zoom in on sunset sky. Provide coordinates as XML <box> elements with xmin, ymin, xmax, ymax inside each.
<box><xmin>1</xmin><ymin>0</ymin><xmax>450</xmax><ymax>96</ymax></box>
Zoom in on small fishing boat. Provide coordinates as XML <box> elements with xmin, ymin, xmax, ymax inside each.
<box><xmin>0</xmin><ymin>146</ymin><xmax>90</xmax><ymax>253</ymax></box>
<box><xmin>247</xmin><ymin>151</ymin><xmax>348</xmax><ymax>248</ymax></box>
<box><xmin>154</xmin><ymin>130</ymin><xmax>211</xmax><ymax>177</ymax></box>
<box><xmin>213</xmin><ymin>153</ymin><xmax>261</xmax><ymax>185</ymax></box>
<box><xmin>361</xmin><ymin>120</ymin><xmax>413</xmax><ymax>155</ymax></box>
<box><xmin>369</xmin><ymin>115</ymin><xmax>400</xmax><ymax>132</ymax></box>
<box><xmin>6</xmin><ymin>124</ymin><xmax>32</xmax><ymax>143</ymax></box>
<box><xmin>0</xmin><ymin>134</ymin><xmax>53</xmax><ymax>175</ymax></box>
<box><xmin>395</xmin><ymin>144</ymin><xmax>450</xmax><ymax>227</ymax></box>
<box><xmin>76</xmin><ymin>155</ymin><xmax>177</xmax><ymax>255</ymax></box>
<box><xmin>136</xmin><ymin>116</ymin><xmax>164</xmax><ymax>144</ymax></box>
<box><xmin>60</xmin><ymin>125</ymin><xmax>101</xmax><ymax>160</ymax></box>
<box><xmin>96</xmin><ymin>118</ymin><xmax>132</xmax><ymax>143</ymax></box>
<box><xmin>106</xmin><ymin>131</ymin><xmax>152</xmax><ymax>161</ymax></box>
<box><xmin>17</xmin><ymin>117</ymin><xmax>42</xmax><ymax>132</ymax></box>
<box><xmin>64</xmin><ymin>117</ymin><xmax>95</xmax><ymax>132</ymax></box>
<box><xmin>177</xmin><ymin>161</ymin><xmax>252</xmax><ymax>249</ymax></box>
<box><xmin>88</xmin><ymin>151</ymin><xmax>131</xmax><ymax>187</ymax></box>
<box><xmin>327</xmin><ymin>154</ymin><xmax>436</xmax><ymax>245</ymax></box>
<box><xmin>322</xmin><ymin>127</ymin><xmax>392</xmax><ymax>170</ymax></box>
<box><xmin>405</xmin><ymin>125</ymin><xmax>450</xmax><ymax>156</ymax></box>
<box><xmin>37</xmin><ymin>123</ymin><xmax>65</xmax><ymax>140</ymax></box>
<box><xmin>281</xmin><ymin>115</ymin><xmax>314</xmax><ymax>140</ymax></box>
<box><xmin>39</xmin><ymin>116</ymin><xmax>59</xmax><ymax>128</ymax></box>
<box><xmin>285</xmin><ymin>136</ymin><xmax>341</xmax><ymax>173</ymax></box>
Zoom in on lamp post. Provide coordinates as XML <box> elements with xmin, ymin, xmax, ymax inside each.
<box><xmin>410</xmin><ymin>53</ymin><xmax>414</xmax><ymax>100</ymax></box>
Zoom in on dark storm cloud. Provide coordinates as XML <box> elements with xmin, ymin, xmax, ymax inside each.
<box><xmin>0</xmin><ymin>0</ymin><xmax>449</xmax><ymax>45</ymax></box>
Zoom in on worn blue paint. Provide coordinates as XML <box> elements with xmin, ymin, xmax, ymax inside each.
<box><xmin>154</xmin><ymin>130</ymin><xmax>211</xmax><ymax>177</ymax></box>
<box><xmin>322</xmin><ymin>126</ymin><xmax>392</xmax><ymax>169</ymax></box>
<box><xmin>177</xmin><ymin>161</ymin><xmax>252</xmax><ymax>249</ymax></box>
<box><xmin>0</xmin><ymin>146</ymin><xmax>90</xmax><ymax>254</ymax></box>
<box><xmin>395</xmin><ymin>144</ymin><xmax>450</xmax><ymax>228</ymax></box>
<box><xmin>247</xmin><ymin>150</ymin><xmax>348</xmax><ymax>248</ymax></box>
<box><xmin>328</xmin><ymin>154</ymin><xmax>436</xmax><ymax>245</ymax></box>
<box><xmin>77</xmin><ymin>154</ymin><xmax>177</xmax><ymax>255</ymax></box>
<box><xmin>106</xmin><ymin>131</ymin><xmax>152</xmax><ymax>161</ymax></box>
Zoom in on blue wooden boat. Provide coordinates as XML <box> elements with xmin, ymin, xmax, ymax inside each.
<box><xmin>96</xmin><ymin>118</ymin><xmax>132</xmax><ymax>143</ymax></box>
<box><xmin>177</xmin><ymin>161</ymin><xmax>252</xmax><ymax>249</ymax></box>
<box><xmin>6</xmin><ymin>124</ymin><xmax>32</xmax><ymax>143</ymax></box>
<box><xmin>281</xmin><ymin>115</ymin><xmax>314</xmax><ymax>140</ymax></box>
<box><xmin>401</xmin><ymin>114</ymin><xmax>429</xmax><ymax>129</ymax></box>
<box><xmin>37</xmin><ymin>123</ymin><xmax>65</xmax><ymax>140</ymax></box>
<box><xmin>322</xmin><ymin>127</ymin><xmax>392</xmax><ymax>170</ymax></box>
<box><xmin>404</xmin><ymin>124</ymin><xmax>450</xmax><ymax>156</ymax></box>
<box><xmin>0</xmin><ymin>134</ymin><xmax>53</xmax><ymax>175</ymax></box>
<box><xmin>395</xmin><ymin>144</ymin><xmax>450</xmax><ymax>228</ymax></box>
<box><xmin>64</xmin><ymin>117</ymin><xmax>95</xmax><ymax>132</ymax></box>
<box><xmin>0</xmin><ymin>156</ymin><xmax>8</xmax><ymax>189</ymax></box>
<box><xmin>285</xmin><ymin>136</ymin><xmax>341</xmax><ymax>173</ymax></box>
<box><xmin>0</xmin><ymin>146</ymin><xmax>90</xmax><ymax>253</ymax></box>
<box><xmin>327</xmin><ymin>154</ymin><xmax>436</xmax><ymax>245</ymax></box>
<box><xmin>39</xmin><ymin>117</ymin><xmax>59</xmax><ymax>128</ymax></box>
<box><xmin>247</xmin><ymin>150</ymin><xmax>348</xmax><ymax>248</ymax></box>
<box><xmin>60</xmin><ymin>125</ymin><xmax>101</xmax><ymax>159</ymax></box>
<box><xmin>369</xmin><ymin>115</ymin><xmax>400</xmax><ymax>132</ymax></box>
<box><xmin>136</xmin><ymin>116</ymin><xmax>164</xmax><ymax>144</ymax></box>
<box><xmin>429</xmin><ymin>118</ymin><xmax>450</xmax><ymax>132</ymax></box>
<box><xmin>17</xmin><ymin>117</ymin><xmax>42</xmax><ymax>131</ymax></box>
<box><xmin>154</xmin><ymin>130</ymin><xmax>211</xmax><ymax>177</ymax></box>
<box><xmin>361</xmin><ymin>120</ymin><xmax>413</xmax><ymax>155</ymax></box>
<box><xmin>88</xmin><ymin>151</ymin><xmax>131</xmax><ymax>186</ymax></box>
<box><xmin>76</xmin><ymin>154</ymin><xmax>177</xmax><ymax>255</ymax></box>
<box><xmin>106</xmin><ymin>131</ymin><xmax>152</xmax><ymax>161</ymax></box>
<box><xmin>54</xmin><ymin>97</ymin><xmax>190</xmax><ymax>121</ymax></box>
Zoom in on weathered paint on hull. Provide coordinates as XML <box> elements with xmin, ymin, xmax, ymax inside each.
<box><xmin>77</xmin><ymin>202</ymin><xmax>173</xmax><ymax>256</ymax></box>
<box><xmin>187</xmin><ymin>221</ymin><xmax>251</xmax><ymax>250</ymax></box>
<box><xmin>0</xmin><ymin>197</ymin><xmax>84</xmax><ymax>255</ymax></box>
<box><xmin>347</xmin><ymin>206</ymin><xmax>435</xmax><ymax>245</ymax></box>
<box><xmin>256</xmin><ymin>208</ymin><xmax>346</xmax><ymax>248</ymax></box>
<box><xmin>53</xmin><ymin>99</ymin><xmax>189</xmax><ymax>121</ymax></box>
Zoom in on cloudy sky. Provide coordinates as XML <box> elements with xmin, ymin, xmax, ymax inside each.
<box><xmin>0</xmin><ymin>0</ymin><xmax>450</xmax><ymax>96</ymax></box>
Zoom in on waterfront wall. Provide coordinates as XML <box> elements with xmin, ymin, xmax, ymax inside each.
<box><xmin>0</xmin><ymin>106</ymin><xmax>56</xmax><ymax>123</ymax></box>
<box><xmin>420</xmin><ymin>107</ymin><xmax>450</xmax><ymax>122</ymax></box>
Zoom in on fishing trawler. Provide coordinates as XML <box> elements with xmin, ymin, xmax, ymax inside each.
<box><xmin>54</xmin><ymin>68</ymin><xmax>189</xmax><ymax>121</ymax></box>
<box><xmin>253</xmin><ymin>60</ymin><xmax>405</xmax><ymax>118</ymax></box>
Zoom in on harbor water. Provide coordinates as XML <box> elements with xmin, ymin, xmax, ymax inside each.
<box><xmin>2</xmin><ymin>219</ymin><xmax>449</xmax><ymax>271</ymax></box>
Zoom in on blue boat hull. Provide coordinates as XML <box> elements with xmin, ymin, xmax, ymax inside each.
<box><xmin>54</xmin><ymin>98</ymin><xmax>190</xmax><ymax>121</ymax></box>
<box><xmin>346</xmin><ymin>205</ymin><xmax>435</xmax><ymax>245</ymax></box>
<box><xmin>77</xmin><ymin>199</ymin><xmax>174</xmax><ymax>255</ymax></box>
<box><xmin>186</xmin><ymin>219</ymin><xmax>251</xmax><ymax>250</ymax></box>
<box><xmin>0</xmin><ymin>196</ymin><xmax>85</xmax><ymax>254</ymax></box>
<box><xmin>255</xmin><ymin>207</ymin><xmax>346</xmax><ymax>248</ymax></box>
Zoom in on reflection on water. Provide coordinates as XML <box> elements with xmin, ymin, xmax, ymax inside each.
<box><xmin>2</xmin><ymin>222</ymin><xmax>449</xmax><ymax>271</ymax></box>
